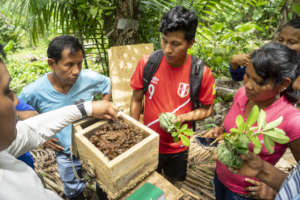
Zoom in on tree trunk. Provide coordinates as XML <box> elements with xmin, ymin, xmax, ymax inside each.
<box><xmin>105</xmin><ymin>0</ymin><xmax>140</xmax><ymax>46</ymax></box>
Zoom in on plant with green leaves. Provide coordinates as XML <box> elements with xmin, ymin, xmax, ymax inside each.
<box><xmin>218</xmin><ymin>105</ymin><xmax>289</xmax><ymax>168</ymax></box>
<box><xmin>159</xmin><ymin>112</ymin><xmax>194</xmax><ymax>147</ymax></box>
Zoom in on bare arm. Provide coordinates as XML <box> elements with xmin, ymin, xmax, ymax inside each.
<box><xmin>130</xmin><ymin>90</ymin><xmax>144</xmax><ymax>121</ymax></box>
<box><xmin>256</xmin><ymin>159</ymin><xmax>288</xmax><ymax>191</ymax></box>
<box><xmin>176</xmin><ymin>104</ymin><xmax>213</xmax><ymax>123</ymax></box>
<box><xmin>16</xmin><ymin>110</ymin><xmax>38</xmax><ymax>120</ymax></box>
<box><xmin>235</xmin><ymin>153</ymin><xmax>288</xmax><ymax>191</ymax></box>
<box><xmin>231</xmin><ymin>54</ymin><xmax>250</xmax><ymax>70</ymax></box>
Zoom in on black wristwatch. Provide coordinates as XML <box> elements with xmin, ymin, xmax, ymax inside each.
<box><xmin>75</xmin><ymin>99</ymin><xmax>87</xmax><ymax>118</ymax></box>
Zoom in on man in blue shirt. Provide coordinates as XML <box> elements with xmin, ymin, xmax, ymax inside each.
<box><xmin>19</xmin><ymin>35</ymin><xmax>111</xmax><ymax>200</ymax></box>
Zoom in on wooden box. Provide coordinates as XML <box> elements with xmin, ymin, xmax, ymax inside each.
<box><xmin>74</xmin><ymin>112</ymin><xmax>159</xmax><ymax>199</ymax></box>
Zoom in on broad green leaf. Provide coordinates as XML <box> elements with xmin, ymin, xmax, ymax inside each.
<box><xmin>246</xmin><ymin>105</ymin><xmax>259</xmax><ymax>128</ymax></box>
<box><xmin>257</xmin><ymin>109</ymin><xmax>266</xmax><ymax>130</ymax></box>
<box><xmin>236</xmin><ymin>115</ymin><xmax>245</xmax><ymax>130</ymax></box>
<box><xmin>183</xmin><ymin>129</ymin><xmax>194</xmax><ymax>136</ymax></box>
<box><xmin>171</xmin><ymin>132</ymin><xmax>177</xmax><ymax>137</ymax></box>
<box><xmin>263</xmin><ymin>116</ymin><xmax>283</xmax><ymax>131</ymax></box>
<box><xmin>175</xmin><ymin>121</ymin><xmax>181</xmax><ymax>129</ymax></box>
<box><xmin>4</xmin><ymin>40</ymin><xmax>13</xmax><ymax>53</ymax></box>
<box><xmin>180</xmin><ymin>124</ymin><xmax>188</xmax><ymax>132</ymax></box>
<box><xmin>230</xmin><ymin>128</ymin><xmax>243</xmax><ymax>134</ymax></box>
<box><xmin>263</xmin><ymin>129</ymin><xmax>289</xmax><ymax>144</ymax></box>
<box><xmin>173</xmin><ymin>136</ymin><xmax>179</xmax><ymax>143</ymax></box>
<box><xmin>264</xmin><ymin>135</ymin><xmax>275</xmax><ymax>154</ymax></box>
<box><xmin>235</xmin><ymin>22</ymin><xmax>256</xmax><ymax>33</ymax></box>
<box><xmin>249</xmin><ymin>135</ymin><xmax>262</xmax><ymax>154</ymax></box>
<box><xmin>179</xmin><ymin>135</ymin><xmax>190</xmax><ymax>146</ymax></box>
<box><xmin>293</xmin><ymin>3</ymin><xmax>300</xmax><ymax>16</ymax></box>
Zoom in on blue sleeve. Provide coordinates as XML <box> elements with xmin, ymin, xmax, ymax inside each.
<box><xmin>16</xmin><ymin>98</ymin><xmax>35</xmax><ymax>111</ymax></box>
<box><xmin>94</xmin><ymin>74</ymin><xmax>111</xmax><ymax>95</ymax></box>
<box><xmin>229</xmin><ymin>65</ymin><xmax>246</xmax><ymax>81</ymax></box>
<box><xmin>19</xmin><ymin>87</ymin><xmax>40</xmax><ymax>112</ymax></box>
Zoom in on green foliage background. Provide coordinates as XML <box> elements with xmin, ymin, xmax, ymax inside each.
<box><xmin>0</xmin><ymin>0</ymin><xmax>297</xmax><ymax>93</ymax></box>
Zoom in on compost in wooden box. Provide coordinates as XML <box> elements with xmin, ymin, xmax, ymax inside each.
<box><xmin>85</xmin><ymin>119</ymin><xmax>149</xmax><ymax>160</ymax></box>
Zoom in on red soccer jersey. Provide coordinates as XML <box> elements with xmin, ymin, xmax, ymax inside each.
<box><xmin>130</xmin><ymin>55</ymin><xmax>216</xmax><ymax>153</ymax></box>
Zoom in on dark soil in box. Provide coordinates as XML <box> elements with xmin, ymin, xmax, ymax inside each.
<box><xmin>86</xmin><ymin>120</ymin><xmax>148</xmax><ymax>160</ymax></box>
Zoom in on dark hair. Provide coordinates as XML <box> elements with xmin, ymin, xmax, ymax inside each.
<box><xmin>0</xmin><ymin>44</ymin><xmax>6</xmax><ymax>64</ymax></box>
<box><xmin>159</xmin><ymin>6</ymin><xmax>198</xmax><ymax>41</ymax></box>
<box><xmin>47</xmin><ymin>35</ymin><xmax>84</xmax><ymax>63</ymax></box>
<box><xmin>251</xmin><ymin>42</ymin><xmax>299</xmax><ymax>103</ymax></box>
<box><xmin>279</xmin><ymin>18</ymin><xmax>300</xmax><ymax>32</ymax></box>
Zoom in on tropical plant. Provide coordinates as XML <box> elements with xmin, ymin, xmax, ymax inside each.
<box><xmin>1</xmin><ymin>0</ymin><xmax>296</xmax><ymax>77</ymax></box>
<box><xmin>218</xmin><ymin>105</ymin><xmax>289</xmax><ymax>169</ymax></box>
<box><xmin>159</xmin><ymin>112</ymin><xmax>194</xmax><ymax>146</ymax></box>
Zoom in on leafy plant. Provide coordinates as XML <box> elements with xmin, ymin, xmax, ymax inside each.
<box><xmin>159</xmin><ymin>112</ymin><xmax>194</xmax><ymax>146</ymax></box>
<box><xmin>218</xmin><ymin>105</ymin><xmax>289</xmax><ymax>168</ymax></box>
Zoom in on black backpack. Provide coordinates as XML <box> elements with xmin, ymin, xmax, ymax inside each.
<box><xmin>142</xmin><ymin>50</ymin><xmax>206</xmax><ymax>130</ymax></box>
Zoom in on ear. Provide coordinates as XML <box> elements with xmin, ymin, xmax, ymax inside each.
<box><xmin>188</xmin><ymin>39</ymin><xmax>195</xmax><ymax>48</ymax></box>
<box><xmin>279</xmin><ymin>78</ymin><xmax>291</xmax><ymax>92</ymax></box>
<box><xmin>292</xmin><ymin>76</ymin><xmax>300</xmax><ymax>90</ymax></box>
<box><xmin>48</xmin><ymin>58</ymin><xmax>55</xmax><ymax>70</ymax></box>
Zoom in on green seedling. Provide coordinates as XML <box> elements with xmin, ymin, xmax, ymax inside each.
<box><xmin>218</xmin><ymin>105</ymin><xmax>290</xmax><ymax>168</ymax></box>
<box><xmin>159</xmin><ymin>112</ymin><xmax>194</xmax><ymax>146</ymax></box>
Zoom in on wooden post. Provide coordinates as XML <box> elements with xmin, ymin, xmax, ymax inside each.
<box><xmin>108</xmin><ymin>43</ymin><xmax>153</xmax><ymax>114</ymax></box>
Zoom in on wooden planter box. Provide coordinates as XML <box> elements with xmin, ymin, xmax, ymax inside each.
<box><xmin>73</xmin><ymin>112</ymin><xmax>159</xmax><ymax>199</ymax></box>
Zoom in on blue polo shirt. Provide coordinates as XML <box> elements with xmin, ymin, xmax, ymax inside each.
<box><xmin>19</xmin><ymin>69</ymin><xmax>111</xmax><ymax>154</ymax></box>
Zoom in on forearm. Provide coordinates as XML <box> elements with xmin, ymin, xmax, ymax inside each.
<box><xmin>130</xmin><ymin>100</ymin><xmax>143</xmax><ymax>121</ymax></box>
<box><xmin>16</xmin><ymin>110</ymin><xmax>38</xmax><ymax>120</ymax></box>
<box><xmin>177</xmin><ymin>105</ymin><xmax>213</xmax><ymax>122</ymax></box>
<box><xmin>7</xmin><ymin>102</ymin><xmax>92</xmax><ymax>157</ymax></box>
<box><xmin>257</xmin><ymin>161</ymin><xmax>288</xmax><ymax>191</ymax></box>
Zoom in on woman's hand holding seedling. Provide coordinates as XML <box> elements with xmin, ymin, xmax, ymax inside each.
<box><xmin>218</xmin><ymin>105</ymin><xmax>290</xmax><ymax>169</ymax></box>
<box><xmin>159</xmin><ymin>112</ymin><xmax>194</xmax><ymax>147</ymax></box>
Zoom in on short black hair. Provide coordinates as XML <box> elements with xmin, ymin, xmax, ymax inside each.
<box><xmin>159</xmin><ymin>6</ymin><xmax>198</xmax><ymax>41</ymax></box>
<box><xmin>47</xmin><ymin>35</ymin><xmax>84</xmax><ymax>63</ymax></box>
<box><xmin>280</xmin><ymin>18</ymin><xmax>300</xmax><ymax>31</ymax></box>
<box><xmin>251</xmin><ymin>42</ymin><xmax>299</xmax><ymax>103</ymax></box>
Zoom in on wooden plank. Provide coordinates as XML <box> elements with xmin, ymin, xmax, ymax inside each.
<box><xmin>121</xmin><ymin>172</ymin><xmax>184</xmax><ymax>200</ymax></box>
<box><xmin>108</xmin><ymin>43</ymin><xmax>153</xmax><ymax>114</ymax></box>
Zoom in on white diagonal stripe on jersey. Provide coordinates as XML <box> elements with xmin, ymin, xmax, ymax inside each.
<box><xmin>146</xmin><ymin>98</ymin><xmax>191</xmax><ymax>127</ymax></box>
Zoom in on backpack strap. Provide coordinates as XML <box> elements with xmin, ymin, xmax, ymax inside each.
<box><xmin>143</xmin><ymin>50</ymin><xmax>163</xmax><ymax>94</ymax></box>
<box><xmin>190</xmin><ymin>56</ymin><xmax>205</xmax><ymax>131</ymax></box>
<box><xmin>190</xmin><ymin>56</ymin><xmax>205</xmax><ymax>110</ymax></box>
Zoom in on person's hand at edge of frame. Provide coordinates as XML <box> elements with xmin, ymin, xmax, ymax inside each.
<box><xmin>203</xmin><ymin>126</ymin><xmax>224</xmax><ymax>139</ymax></box>
<box><xmin>91</xmin><ymin>100</ymin><xmax>118</xmax><ymax>120</ymax></box>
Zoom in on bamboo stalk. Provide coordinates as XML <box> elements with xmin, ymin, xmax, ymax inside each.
<box><xmin>43</xmin><ymin>176</ymin><xmax>64</xmax><ymax>193</ymax></box>
<box><xmin>185</xmin><ymin>176</ymin><xmax>213</xmax><ymax>191</ymax></box>
<box><xmin>180</xmin><ymin>184</ymin><xmax>201</xmax><ymax>200</ymax></box>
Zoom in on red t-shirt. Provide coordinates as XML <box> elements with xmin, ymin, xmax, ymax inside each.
<box><xmin>130</xmin><ymin>55</ymin><xmax>216</xmax><ymax>153</ymax></box>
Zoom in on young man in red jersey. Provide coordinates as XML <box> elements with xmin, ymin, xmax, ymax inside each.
<box><xmin>130</xmin><ymin>6</ymin><xmax>216</xmax><ymax>182</ymax></box>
